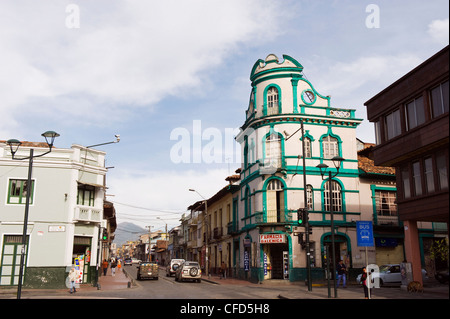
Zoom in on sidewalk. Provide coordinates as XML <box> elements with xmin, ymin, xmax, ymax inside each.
<box><xmin>202</xmin><ymin>274</ymin><xmax>449</xmax><ymax>300</ymax></box>
<box><xmin>0</xmin><ymin>267</ymin><xmax>134</xmax><ymax>299</ymax></box>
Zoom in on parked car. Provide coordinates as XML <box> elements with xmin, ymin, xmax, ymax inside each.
<box><xmin>175</xmin><ymin>261</ymin><xmax>202</xmax><ymax>283</ymax></box>
<box><xmin>166</xmin><ymin>259</ymin><xmax>185</xmax><ymax>277</ymax></box>
<box><xmin>356</xmin><ymin>264</ymin><xmax>427</xmax><ymax>286</ymax></box>
<box><xmin>131</xmin><ymin>258</ymin><xmax>141</xmax><ymax>264</ymax></box>
<box><xmin>124</xmin><ymin>258</ymin><xmax>133</xmax><ymax>266</ymax></box>
<box><xmin>137</xmin><ymin>262</ymin><xmax>159</xmax><ymax>280</ymax></box>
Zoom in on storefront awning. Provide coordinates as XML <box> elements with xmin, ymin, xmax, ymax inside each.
<box><xmin>77</xmin><ymin>181</ymin><xmax>107</xmax><ymax>189</ymax></box>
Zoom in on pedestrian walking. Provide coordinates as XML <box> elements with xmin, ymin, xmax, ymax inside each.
<box><xmin>102</xmin><ymin>259</ymin><xmax>109</xmax><ymax>276</ymax></box>
<box><xmin>360</xmin><ymin>267</ymin><xmax>369</xmax><ymax>299</ymax></box>
<box><xmin>111</xmin><ymin>259</ymin><xmax>117</xmax><ymax>276</ymax></box>
<box><xmin>68</xmin><ymin>267</ymin><xmax>79</xmax><ymax>294</ymax></box>
<box><xmin>117</xmin><ymin>259</ymin><xmax>122</xmax><ymax>272</ymax></box>
<box><xmin>220</xmin><ymin>261</ymin><xmax>227</xmax><ymax>279</ymax></box>
<box><xmin>336</xmin><ymin>260</ymin><xmax>347</xmax><ymax>288</ymax></box>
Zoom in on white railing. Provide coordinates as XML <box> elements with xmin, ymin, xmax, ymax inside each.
<box><xmin>74</xmin><ymin>206</ymin><xmax>102</xmax><ymax>223</ymax></box>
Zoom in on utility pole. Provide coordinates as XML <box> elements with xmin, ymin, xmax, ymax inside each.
<box><xmin>146</xmin><ymin>226</ymin><xmax>153</xmax><ymax>262</ymax></box>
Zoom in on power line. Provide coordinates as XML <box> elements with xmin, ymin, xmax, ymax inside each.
<box><xmin>110</xmin><ymin>200</ymin><xmax>186</xmax><ymax>215</ymax></box>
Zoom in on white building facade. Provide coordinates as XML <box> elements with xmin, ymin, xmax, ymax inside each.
<box><xmin>0</xmin><ymin>142</ymin><xmax>107</xmax><ymax>288</ymax></box>
<box><xmin>234</xmin><ymin>54</ymin><xmax>398</xmax><ymax>282</ymax></box>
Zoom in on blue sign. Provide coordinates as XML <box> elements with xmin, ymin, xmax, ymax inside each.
<box><xmin>356</xmin><ymin>221</ymin><xmax>374</xmax><ymax>247</ymax></box>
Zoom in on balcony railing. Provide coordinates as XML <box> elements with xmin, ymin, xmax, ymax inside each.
<box><xmin>74</xmin><ymin>205</ymin><xmax>102</xmax><ymax>223</ymax></box>
<box><xmin>255</xmin><ymin>210</ymin><xmax>294</xmax><ymax>224</ymax></box>
<box><xmin>227</xmin><ymin>222</ymin><xmax>238</xmax><ymax>235</ymax></box>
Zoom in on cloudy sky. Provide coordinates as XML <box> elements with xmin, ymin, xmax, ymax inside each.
<box><xmin>1</xmin><ymin>0</ymin><xmax>448</xmax><ymax>233</ymax></box>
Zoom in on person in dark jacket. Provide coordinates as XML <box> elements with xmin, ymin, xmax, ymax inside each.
<box><xmin>360</xmin><ymin>267</ymin><xmax>369</xmax><ymax>299</ymax></box>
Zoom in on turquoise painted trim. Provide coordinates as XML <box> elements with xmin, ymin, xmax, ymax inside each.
<box><xmin>259</xmin><ymin>230</ymin><xmax>293</xmax><ymax>275</ymax></box>
<box><xmin>245</xmin><ymin>115</ymin><xmax>362</xmax><ymax>132</ymax></box>
<box><xmin>299</xmin><ymin>130</ymin><xmax>315</xmax><ymax>158</ymax></box>
<box><xmin>300</xmin><ymin>130</ymin><xmax>315</xmax><ymax>142</ymax></box>
<box><xmin>291</xmin><ymin>77</ymin><xmax>300</xmax><ymax>113</ymax></box>
<box><xmin>320</xmin><ymin>232</ymin><xmax>353</xmax><ymax>267</ymax></box>
<box><xmin>320</xmin><ymin>177</ymin><xmax>347</xmax><ymax>222</ymax></box>
<box><xmin>252</xmin><ymin>72</ymin><xmax>302</xmax><ymax>86</ymax></box>
<box><xmin>250</xmin><ymin>54</ymin><xmax>303</xmax><ymax>80</ymax></box>
<box><xmin>263</xmin><ymin>83</ymin><xmax>282</xmax><ymax>116</ymax></box>
<box><xmin>298</xmin><ymin>78</ymin><xmax>331</xmax><ymax>107</ymax></box>
<box><xmin>300</xmin><ymin>89</ymin><xmax>317</xmax><ymax>105</ymax></box>
<box><xmin>261</xmin><ymin>125</ymin><xmax>286</xmax><ymax>171</ymax></box>
<box><xmin>262</xmin><ymin>176</ymin><xmax>288</xmax><ymax>223</ymax></box>
<box><xmin>319</xmin><ymin>126</ymin><xmax>343</xmax><ymax>159</ymax></box>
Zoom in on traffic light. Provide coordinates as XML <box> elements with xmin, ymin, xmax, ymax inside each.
<box><xmin>297</xmin><ymin>208</ymin><xmax>307</xmax><ymax>226</ymax></box>
<box><xmin>102</xmin><ymin>229</ymin><xmax>108</xmax><ymax>241</ymax></box>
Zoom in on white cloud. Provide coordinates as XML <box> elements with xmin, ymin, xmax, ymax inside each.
<box><xmin>108</xmin><ymin>167</ymin><xmax>232</xmax><ymax>228</ymax></box>
<box><xmin>0</xmin><ymin>0</ymin><xmax>288</xmax><ymax>129</ymax></box>
<box><xmin>428</xmin><ymin>18</ymin><xmax>450</xmax><ymax>45</ymax></box>
<box><xmin>319</xmin><ymin>54</ymin><xmax>423</xmax><ymax>97</ymax></box>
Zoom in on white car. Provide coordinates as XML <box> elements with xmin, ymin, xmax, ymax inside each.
<box><xmin>131</xmin><ymin>258</ymin><xmax>141</xmax><ymax>264</ymax></box>
<box><xmin>357</xmin><ymin>264</ymin><xmax>427</xmax><ymax>286</ymax></box>
<box><xmin>175</xmin><ymin>261</ymin><xmax>202</xmax><ymax>283</ymax></box>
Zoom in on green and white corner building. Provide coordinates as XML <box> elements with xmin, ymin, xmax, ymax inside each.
<box><xmin>233</xmin><ymin>54</ymin><xmax>404</xmax><ymax>282</ymax></box>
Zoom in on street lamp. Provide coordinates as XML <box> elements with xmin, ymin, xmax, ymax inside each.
<box><xmin>316</xmin><ymin>155</ymin><xmax>344</xmax><ymax>298</ymax></box>
<box><xmin>6</xmin><ymin>131</ymin><xmax>60</xmax><ymax>299</ymax></box>
<box><xmin>188</xmin><ymin>188</ymin><xmax>209</xmax><ymax>277</ymax></box>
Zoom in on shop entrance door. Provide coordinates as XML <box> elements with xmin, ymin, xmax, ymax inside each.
<box><xmin>266</xmin><ymin>244</ymin><xmax>289</xmax><ymax>279</ymax></box>
<box><xmin>72</xmin><ymin>236</ymin><xmax>92</xmax><ymax>284</ymax></box>
<box><xmin>323</xmin><ymin>235</ymin><xmax>348</xmax><ymax>279</ymax></box>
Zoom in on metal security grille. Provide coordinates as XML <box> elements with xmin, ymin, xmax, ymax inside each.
<box><xmin>74</xmin><ymin>236</ymin><xmax>91</xmax><ymax>245</ymax></box>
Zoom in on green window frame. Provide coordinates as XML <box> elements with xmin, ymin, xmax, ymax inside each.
<box><xmin>0</xmin><ymin>235</ymin><xmax>29</xmax><ymax>286</ymax></box>
<box><xmin>77</xmin><ymin>185</ymin><xmax>95</xmax><ymax>207</ymax></box>
<box><xmin>7</xmin><ymin>179</ymin><xmax>35</xmax><ymax>205</ymax></box>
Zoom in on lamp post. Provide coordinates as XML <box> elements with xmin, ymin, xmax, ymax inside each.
<box><xmin>316</xmin><ymin>155</ymin><xmax>344</xmax><ymax>298</ymax></box>
<box><xmin>6</xmin><ymin>131</ymin><xmax>60</xmax><ymax>299</ymax></box>
<box><xmin>189</xmin><ymin>188</ymin><xmax>209</xmax><ymax>277</ymax></box>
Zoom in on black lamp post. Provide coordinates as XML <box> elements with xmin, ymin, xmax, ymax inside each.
<box><xmin>6</xmin><ymin>131</ymin><xmax>60</xmax><ymax>299</ymax></box>
<box><xmin>316</xmin><ymin>155</ymin><xmax>344</xmax><ymax>298</ymax></box>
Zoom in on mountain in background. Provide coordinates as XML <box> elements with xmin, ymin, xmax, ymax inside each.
<box><xmin>113</xmin><ymin>222</ymin><xmax>147</xmax><ymax>246</ymax></box>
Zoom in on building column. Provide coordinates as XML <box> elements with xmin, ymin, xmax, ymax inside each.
<box><xmin>403</xmin><ymin>220</ymin><xmax>422</xmax><ymax>284</ymax></box>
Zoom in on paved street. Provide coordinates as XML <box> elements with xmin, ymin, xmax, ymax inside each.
<box><xmin>1</xmin><ymin>266</ymin><xmax>448</xmax><ymax>317</ymax></box>
<box><xmin>1</xmin><ymin>265</ymin><xmax>447</xmax><ymax>301</ymax></box>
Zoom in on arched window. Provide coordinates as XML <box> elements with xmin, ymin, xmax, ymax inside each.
<box><xmin>304</xmin><ymin>137</ymin><xmax>312</xmax><ymax>158</ymax></box>
<box><xmin>265</xmin><ymin>132</ymin><xmax>282</xmax><ymax>168</ymax></box>
<box><xmin>266</xmin><ymin>179</ymin><xmax>285</xmax><ymax>222</ymax></box>
<box><xmin>322</xmin><ymin>135</ymin><xmax>338</xmax><ymax>159</ymax></box>
<box><xmin>324</xmin><ymin>180</ymin><xmax>342</xmax><ymax>212</ymax></box>
<box><xmin>267</xmin><ymin>87</ymin><xmax>279</xmax><ymax>115</ymax></box>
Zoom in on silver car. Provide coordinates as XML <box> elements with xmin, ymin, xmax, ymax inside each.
<box><xmin>175</xmin><ymin>261</ymin><xmax>202</xmax><ymax>283</ymax></box>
